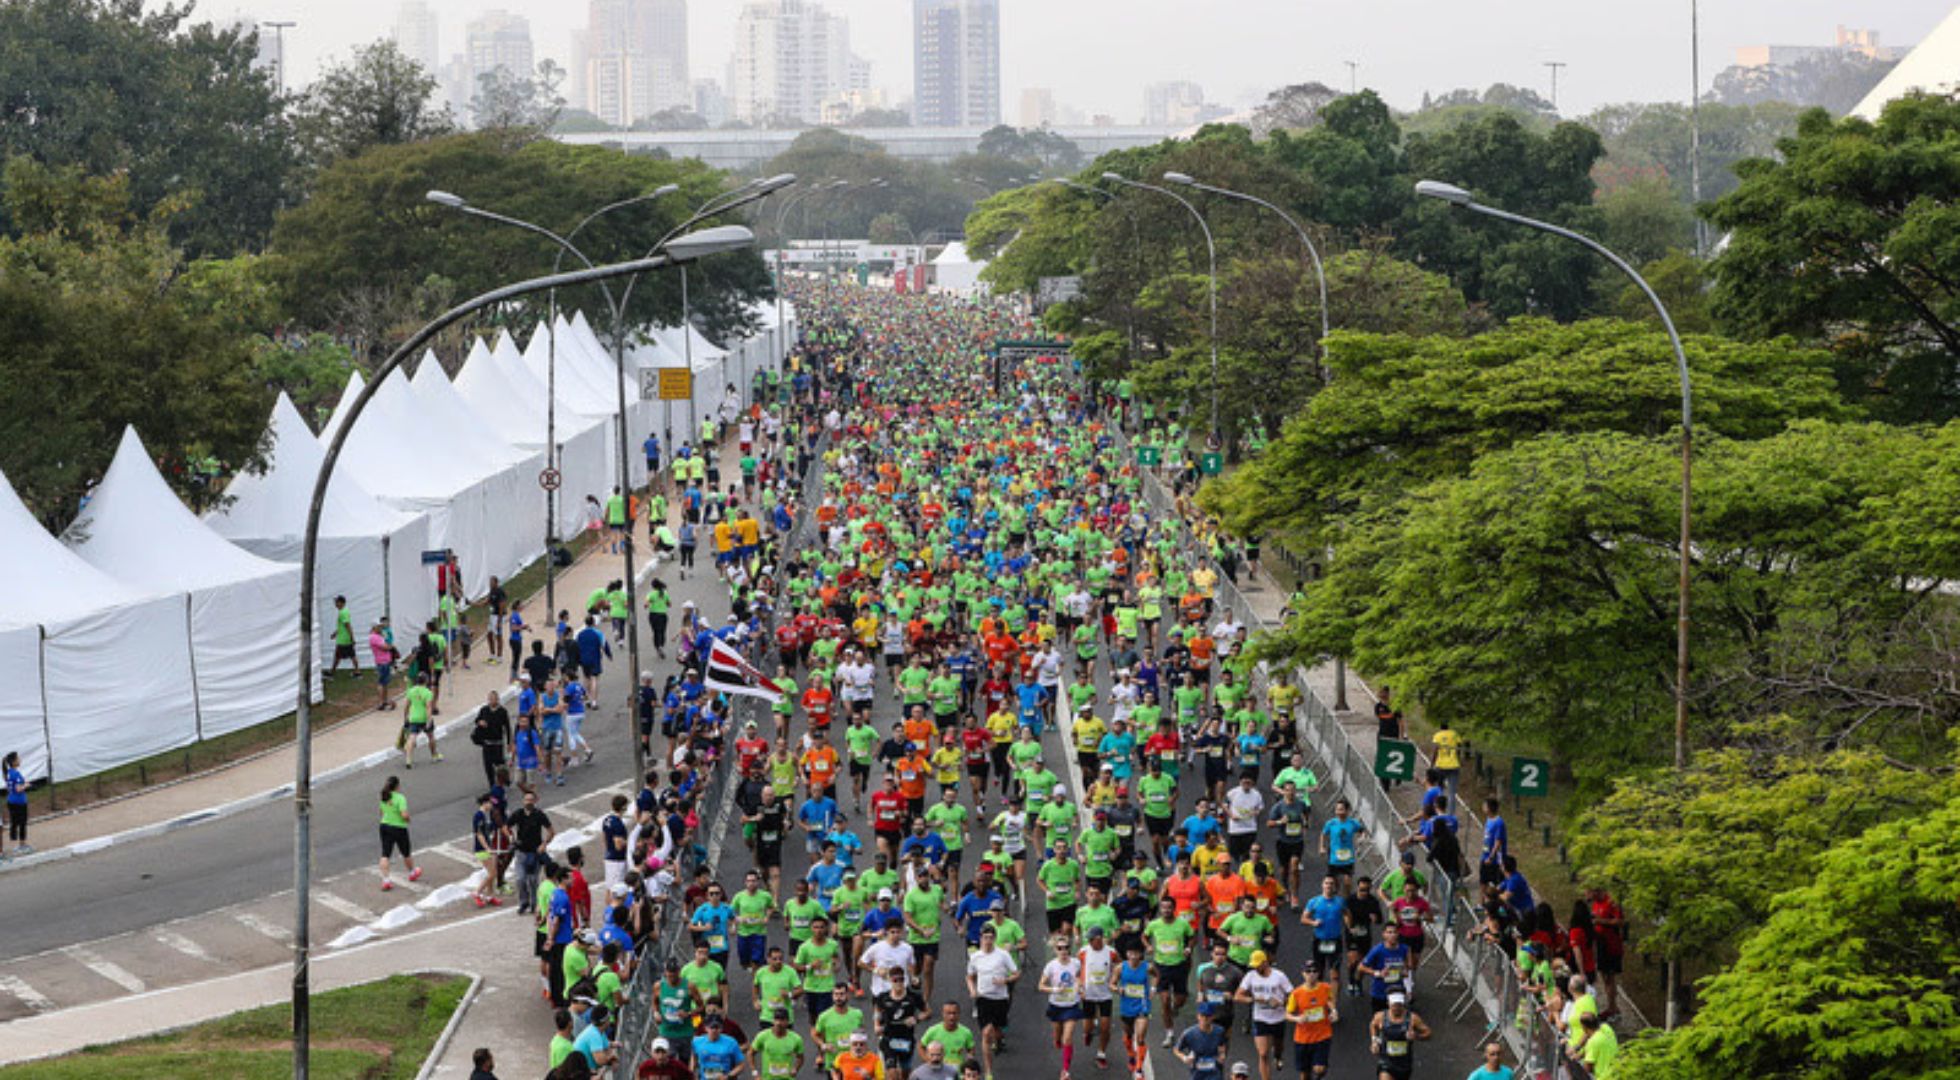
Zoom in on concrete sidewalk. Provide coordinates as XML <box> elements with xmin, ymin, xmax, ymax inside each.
<box><xmin>0</xmin><ymin>904</ymin><xmax>548</xmax><ymax>1072</ymax></box>
<box><xmin>12</xmin><ymin>438</ymin><xmax>744</xmax><ymax>870</ymax></box>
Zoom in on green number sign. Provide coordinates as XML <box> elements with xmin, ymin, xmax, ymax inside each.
<box><xmin>1137</xmin><ymin>446</ymin><xmax>1162</xmax><ymax>466</ymax></box>
<box><xmin>1510</xmin><ymin>757</ymin><xmax>1552</xmax><ymax>798</ymax></box>
<box><xmin>1374</xmin><ymin>738</ymin><xmax>1418</xmax><ymax>783</ymax></box>
<box><xmin>1199</xmin><ymin>452</ymin><xmax>1224</xmax><ymax>476</ymax></box>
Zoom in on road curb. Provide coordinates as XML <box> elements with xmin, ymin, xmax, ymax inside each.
<box><xmin>0</xmin><ymin>552</ymin><xmax>665</xmax><ymax>878</ymax></box>
<box><xmin>417</xmin><ymin>970</ymin><xmax>484</xmax><ymax>1080</ymax></box>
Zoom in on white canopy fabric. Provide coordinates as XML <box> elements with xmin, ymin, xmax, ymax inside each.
<box><xmin>320</xmin><ymin>370</ymin><xmax>542</xmax><ymax>600</ymax></box>
<box><xmin>208</xmin><ymin>393</ymin><xmax>435</xmax><ymax>659</ymax></box>
<box><xmin>534</xmin><ymin>318</ymin><xmax>658</xmax><ymax>489</ymax></box>
<box><xmin>0</xmin><ymin>469</ymin><xmax>198</xmax><ymax>782</ymax></box>
<box><xmin>67</xmin><ymin>427</ymin><xmax>317</xmax><ymax>740</ymax></box>
<box><xmin>931</xmin><ymin>241</ymin><xmax>987</xmax><ymax>294</ymax></box>
<box><xmin>1853</xmin><ymin>7</ymin><xmax>1960</xmax><ymax>119</ymax></box>
<box><xmin>409</xmin><ymin>350</ymin><xmax>539</xmax><ymax>472</ymax></box>
<box><xmin>455</xmin><ymin>339</ymin><xmax>612</xmax><ymax>537</ymax></box>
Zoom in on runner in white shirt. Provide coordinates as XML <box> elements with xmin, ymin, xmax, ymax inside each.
<box><xmin>1234</xmin><ymin>950</ymin><xmax>1294</xmax><ymax>1080</ymax></box>
<box><xmin>965</xmin><ymin>926</ymin><xmax>1020</xmax><ymax>1078</ymax></box>
<box><xmin>1040</xmin><ymin>939</ymin><xmax>1086</xmax><ymax>1080</ymax></box>
<box><xmin>1078</xmin><ymin>927</ymin><xmax>1119</xmax><ymax>1070</ymax></box>
<box><xmin>1225</xmin><ymin>776</ymin><xmax>1266</xmax><ymax>862</ymax></box>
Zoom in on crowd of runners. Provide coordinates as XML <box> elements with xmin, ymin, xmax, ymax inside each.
<box><xmin>423</xmin><ymin>278</ymin><xmax>1622</xmax><ymax>1080</ymax></box>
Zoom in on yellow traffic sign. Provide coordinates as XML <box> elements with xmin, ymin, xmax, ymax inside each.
<box><xmin>658</xmin><ymin>368</ymin><xmax>693</xmax><ymax>401</ymax></box>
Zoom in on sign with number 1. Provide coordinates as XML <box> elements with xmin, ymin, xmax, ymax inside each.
<box><xmin>1374</xmin><ymin>738</ymin><xmax>1418</xmax><ymax>782</ymax></box>
<box><xmin>1199</xmin><ymin>452</ymin><xmax>1224</xmax><ymax>476</ymax></box>
<box><xmin>1510</xmin><ymin>757</ymin><xmax>1551</xmax><ymax>797</ymax></box>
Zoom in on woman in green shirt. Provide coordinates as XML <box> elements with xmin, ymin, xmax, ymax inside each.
<box><xmin>378</xmin><ymin>775</ymin><xmax>422</xmax><ymax>891</ymax></box>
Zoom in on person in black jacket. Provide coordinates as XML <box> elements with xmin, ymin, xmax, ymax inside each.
<box><xmin>471</xmin><ymin>693</ymin><xmax>512</xmax><ymax>789</ymax></box>
<box><xmin>467</xmin><ymin>1047</ymin><xmax>498</xmax><ymax>1080</ymax></box>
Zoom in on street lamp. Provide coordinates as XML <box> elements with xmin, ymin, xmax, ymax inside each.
<box><xmin>1102</xmin><ymin>170</ymin><xmax>1221</xmax><ymax>438</ymax></box>
<box><xmin>290</xmin><ymin>228</ymin><xmax>748</xmax><ymax>1080</ymax></box>
<box><xmin>773</xmin><ymin>179</ymin><xmax>848</xmax><ymax>368</ymax></box>
<box><xmin>1415</xmin><ymin>179</ymin><xmax>1694</xmax><ymax>776</ymax></box>
<box><xmin>426</xmin><ymin>183</ymin><xmax>680</xmax><ymax>614</ymax></box>
<box><xmin>1162</xmin><ymin>172</ymin><xmax>1329</xmax><ymax>373</ymax></box>
<box><xmin>1162</xmin><ymin>170</ymin><xmax>1344</xmax><ymax>707</ymax></box>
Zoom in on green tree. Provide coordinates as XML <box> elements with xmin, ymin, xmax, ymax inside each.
<box><xmin>1207</xmin><ymin>318</ymin><xmax>1846</xmax><ymax>547</ymax></box>
<box><xmin>0</xmin><ymin>160</ymin><xmax>269</xmax><ymax>522</ymax></box>
<box><xmin>290</xmin><ymin>39</ymin><xmax>453</xmax><ymax>174</ymax></box>
<box><xmin>0</xmin><ymin>0</ymin><xmax>292</xmax><ymax>256</ymax></box>
<box><xmin>1569</xmin><ymin>729</ymin><xmax>1939</xmax><ymax>973</ymax></box>
<box><xmin>1710</xmin><ymin>50</ymin><xmax>1899</xmax><ymax>115</ymax></box>
<box><xmin>1584</xmin><ymin>100</ymin><xmax>1803</xmax><ymax>206</ymax></box>
<box><xmin>267</xmin><ymin>134</ymin><xmax>770</xmax><ymax>358</ymax></box>
<box><xmin>251</xmin><ymin>333</ymin><xmax>357</xmax><ymax>428</ymax></box>
<box><xmin>1609</xmin><ymin>251</ymin><xmax>1714</xmax><ymax>334</ymax></box>
<box><xmin>1618</xmin><ymin>780</ymin><xmax>1960</xmax><ymax>1080</ymax></box>
<box><xmin>1396</xmin><ymin>114</ymin><xmax>1609</xmax><ymax>318</ymax></box>
<box><xmin>1706</xmin><ymin>94</ymin><xmax>1960</xmax><ymax>421</ymax></box>
<box><xmin>1596</xmin><ymin>173</ymin><xmax>1697</xmax><ymax>266</ymax></box>
<box><xmin>1265</xmin><ymin>91</ymin><xmax>1409</xmax><ymax>233</ymax></box>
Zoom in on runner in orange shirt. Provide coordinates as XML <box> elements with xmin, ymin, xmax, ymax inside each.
<box><xmin>894</xmin><ymin>749</ymin><xmax>931</xmax><ymax>817</ymax></box>
<box><xmin>802</xmin><ymin>740</ymin><xmax>841</xmax><ymax>800</ymax></box>
<box><xmin>1164</xmin><ymin>858</ymin><xmax>1205</xmax><ymax>925</ymax></box>
<box><xmin>1285</xmin><ymin>962</ymin><xmax>1338</xmax><ymax>1078</ymax></box>
<box><xmin>1202</xmin><ymin>861</ymin><xmax>1248</xmax><ymax>942</ymax></box>
<box><xmin>832</xmin><ymin>1032</ymin><xmax>885</xmax><ymax>1080</ymax></box>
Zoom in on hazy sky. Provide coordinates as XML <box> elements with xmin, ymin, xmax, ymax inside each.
<box><xmin>212</xmin><ymin>0</ymin><xmax>1950</xmax><ymax>119</ymax></box>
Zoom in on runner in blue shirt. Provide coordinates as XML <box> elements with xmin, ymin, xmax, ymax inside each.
<box><xmin>1302</xmin><ymin>876</ymin><xmax>1348</xmax><ymax>976</ymax></box>
<box><xmin>1358</xmin><ymin>926</ymin><xmax>1413</xmax><ymax>1005</ymax></box>
<box><xmin>691</xmin><ymin>1018</ymin><xmax>746</xmax><ymax>1078</ymax></box>
<box><xmin>1319</xmin><ymin>798</ymin><xmax>1366</xmax><ymax>896</ymax></box>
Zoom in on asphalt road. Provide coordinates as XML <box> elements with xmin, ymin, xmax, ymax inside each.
<box><xmin>0</xmin><ymin>546</ymin><xmax>702</xmax><ymax>964</ymax></box>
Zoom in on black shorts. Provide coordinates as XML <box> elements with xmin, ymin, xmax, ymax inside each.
<box><xmin>1276</xmin><ymin>840</ymin><xmax>1305</xmax><ymax>865</ymax></box>
<box><xmin>1253</xmin><ymin>1019</ymin><xmax>1286</xmax><ymax>1039</ymax></box>
<box><xmin>333</xmin><ymin>643</ymin><xmax>356</xmax><ymax>662</ymax></box>
<box><xmin>977</xmin><ymin>996</ymin><xmax>1011</xmax><ymax>1028</ymax></box>
<box><xmin>850</xmin><ymin>761</ymin><xmax>872</xmax><ymax>781</ymax></box>
<box><xmin>1597</xmin><ymin>950</ymin><xmax>1624</xmax><ymax>975</ymax></box>
<box><xmin>1156</xmin><ymin>962</ymin><xmax>1189</xmax><ymax>994</ymax></box>
<box><xmin>1145</xmin><ymin>814</ymin><xmax>1173</xmax><ymax>837</ymax></box>
<box><xmin>1294</xmin><ymin>1039</ymin><xmax>1332</xmax><ymax>1072</ymax></box>
<box><xmin>379</xmin><ymin>823</ymin><xmax>411</xmax><ymax>858</ymax></box>
<box><xmin>1077</xmin><ymin>751</ymin><xmax>1101</xmax><ymax>776</ymax></box>
<box><xmin>1083</xmin><ymin>999</ymin><xmax>1112</xmax><ymax>1019</ymax></box>
<box><xmin>968</xmin><ymin>761</ymin><xmax>991</xmax><ymax>784</ymax></box>
<box><xmin>1204</xmin><ymin>759</ymin><xmax>1229</xmax><ymax>785</ymax></box>
<box><xmin>756</xmin><ymin>841</ymin><xmax>783</xmax><ymax>867</ymax></box>
<box><xmin>914</xmin><ymin>941</ymin><xmax>939</xmax><ymax>959</ymax></box>
<box><xmin>1226</xmin><ymin>832</ymin><xmax>1254</xmax><ymax>860</ymax></box>
<box><xmin>1046</xmin><ymin>905</ymin><xmax>1077</xmax><ymax>932</ymax></box>
<box><xmin>1328</xmin><ymin>862</ymin><xmax>1355</xmax><ymax>879</ymax></box>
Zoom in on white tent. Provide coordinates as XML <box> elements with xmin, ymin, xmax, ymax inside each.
<box><xmin>931</xmin><ymin>241</ymin><xmax>988</xmax><ymax>294</ymax></box>
<box><xmin>1853</xmin><ymin>6</ymin><xmax>1960</xmax><ymax>119</ymax></box>
<box><xmin>0</xmin><ymin>470</ymin><xmax>199</xmax><ymax>782</ymax></box>
<box><xmin>562</xmin><ymin>313</ymin><xmax>663</xmax><ymax>486</ymax></box>
<box><xmin>207</xmin><ymin>394</ymin><xmax>434</xmax><ymax>662</ymax></box>
<box><xmin>66</xmin><ymin>428</ymin><xmax>318</xmax><ymax>740</ymax></box>
<box><xmin>321</xmin><ymin>370</ymin><xmax>541</xmax><ymax>601</ymax></box>
<box><xmin>455</xmin><ymin>339</ymin><xmax>612</xmax><ymax>538</ymax></box>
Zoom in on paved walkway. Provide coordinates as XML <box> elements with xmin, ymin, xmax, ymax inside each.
<box><xmin>15</xmin><ymin>441</ymin><xmax>743</xmax><ymax>864</ymax></box>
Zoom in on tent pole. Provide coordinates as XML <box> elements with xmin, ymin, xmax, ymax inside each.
<box><xmin>381</xmin><ymin>534</ymin><xmax>394</xmax><ymax>628</ymax></box>
<box><xmin>38</xmin><ymin>626</ymin><xmax>55</xmax><ymax>810</ymax></box>
<box><xmin>185</xmin><ymin>594</ymin><xmax>204</xmax><ymax>742</ymax></box>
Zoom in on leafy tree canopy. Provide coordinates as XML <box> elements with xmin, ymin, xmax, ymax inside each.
<box><xmin>1207</xmin><ymin>318</ymin><xmax>1846</xmax><ymax>545</ymax></box>
<box><xmin>1707</xmin><ymin>93</ymin><xmax>1960</xmax><ymax>422</ymax></box>
<box><xmin>1617</xmin><ymin>773</ymin><xmax>1960</xmax><ymax>1080</ymax></box>
<box><xmin>0</xmin><ymin>0</ymin><xmax>292</xmax><ymax>256</ymax></box>
<box><xmin>0</xmin><ymin>159</ymin><xmax>269</xmax><ymax>522</ymax></box>
<box><xmin>266</xmin><ymin>133</ymin><xmax>770</xmax><ymax>358</ymax></box>
<box><xmin>290</xmin><ymin>39</ymin><xmax>453</xmax><ymax>175</ymax></box>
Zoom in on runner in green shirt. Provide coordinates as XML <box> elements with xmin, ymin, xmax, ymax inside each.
<box><xmin>752</xmin><ymin>948</ymin><xmax>803</xmax><ymax>1016</ymax></box>
<box><xmin>795</xmin><ymin>920</ymin><xmax>843</xmax><ymax>1023</ymax></box>
<box><xmin>812</xmin><ymin>991</ymin><xmax>865</xmax><ymax>1068</ymax></box>
<box><xmin>751</xmin><ymin>1011</ymin><xmax>806</xmax><ymax>1080</ymax></box>
<box><xmin>919</xmin><ymin>1002</ymin><xmax>977</xmax><ymax>1067</ymax></box>
<box><xmin>1038</xmin><ymin>846</ymin><xmax>1082</xmax><ymax>931</ymax></box>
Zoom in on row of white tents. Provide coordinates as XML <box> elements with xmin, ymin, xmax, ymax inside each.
<box><xmin>0</xmin><ymin>301</ymin><xmax>797</xmax><ymax>783</ymax></box>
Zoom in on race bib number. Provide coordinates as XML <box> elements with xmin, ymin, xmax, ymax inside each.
<box><xmin>708</xmin><ymin>933</ymin><xmax>728</xmax><ymax>951</ymax></box>
<box><xmin>1386</xmin><ymin>1039</ymin><xmax>1409</xmax><ymax>1057</ymax></box>
<box><xmin>1334</xmin><ymin>846</ymin><xmax>1354</xmax><ymax>863</ymax></box>
<box><xmin>1304</xmin><ymin>1007</ymin><xmax>1325</xmax><ymax>1022</ymax></box>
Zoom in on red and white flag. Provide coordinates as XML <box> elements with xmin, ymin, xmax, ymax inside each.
<box><xmin>704</xmin><ymin>636</ymin><xmax>787</xmax><ymax>704</ymax></box>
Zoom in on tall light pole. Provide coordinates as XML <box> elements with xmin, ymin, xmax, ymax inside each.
<box><xmin>1416</xmin><ymin>180</ymin><xmax>1694</xmax><ymax>770</ymax></box>
<box><xmin>1691</xmin><ymin>0</ymin><xmax>1706</xmax><ymax>258</ymax></box>
<box><xmin>1343</xmin><ymin>60</ymin><xmax>1359</xmax><ymax>94</ymax></box>
<box><xmin>290</xmin><ymin>227</ymin><xmax>753</xmax><ymax>1080</ymax></box>
<box><xmin>428</xmin><ymin>183</ymin><xmax>679</xmax><ymax>615</ymax></box>
<box><xmin>1102</xmin><ymin>171</ymin><xmax>1221</xmax><ymax>438</ymax></box>
<box><xmin>774</xmin><ymin>179</ymin><xmax>846</xmax><ymax>370</ymax></box>
<box><xmin>262</xmin><ymin>20</ymin><xmax>295</xmax><ymax>96</ymax></box>
<box><xmin>1163</xmin><ymin>171</ymin><xmax>1346</xmax><ymax>708</ymax></box>
<box><xmin>1544</xmin><ymin>61</ymin><xmax>1568</xmax><ymax>113</ymax></box>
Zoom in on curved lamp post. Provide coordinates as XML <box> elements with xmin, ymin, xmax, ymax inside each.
<box><xmin>1162</xmin><ymin>172</ymin><xmax>1330</xmax><ymax>373</ymax></box>
<box><xmin>1102</xmin><ymin>170</ymin><xmax>1221</xmax><ymax>437</ymax></box>
<box><xmin>290</xmin><ymin>223</ymin><xmax>755</xmax><ymax>1080</ymax></box>
<box><xmin>425</xmin><ymin>183</ymin><xmax>679</xmax><ymax>613</ymax></box>
<box><xmin>773</xmin><ymin>179</ymin><xmax>848</xmax><ymax>369</ymax></box>
<box><xmin>1161</xmin><ymin>171</ymin><xmax>1344</xmax><ymax>707</ymax></box>
<box><xmin>1415</xmin><ymin>178</ymin><xmax>1692</xmax><ymax>776</ymax></box>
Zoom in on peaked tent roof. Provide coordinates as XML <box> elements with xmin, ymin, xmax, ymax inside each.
<box><xmin>409</xmin><ymin>350</ymin><xmax>535</xmax><ymax>468</ymax></box>
<box><xmin>931</xmin><ymin>241</ymin><xmax>974</xmax><ymax>266</ymax></box>
<box><xmin>66</xmin><ymin>427</ymin><xmax>295</xmax><ymax>591</ymax></box>
<box><xmin>325</xmin><ymin>370</ymin><xmax>502</xmax><ymax>500</ymax></box>
<box><xmin>207</xmin><ymin>393</ymin><xmax>415</xmax><ymax>542</ymax></box>
<box><xmin>0</xmin><ymin>467</ymin><xmax>161</xmax><ymax>629</ymax></box>
<box><xmin>1853</xmin><ymin>6</ymin><xmax>1960</xmax><ymax>119</ymax></box>
<box><xmin>456</xmin><ymin>337</ymin><xmax>604</xmax><ymax>443</ymax></box>
<box><xmin>520</xmin><ymin>321</ymin><xmax>616</xmax><ymax>414</ymax></box>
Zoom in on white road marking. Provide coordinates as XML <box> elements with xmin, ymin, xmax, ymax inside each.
<box><xmin>0</xmin><ymin>974</ymin><xmax>55</xmax><ymax>1012</ymax></box>
<box><xmin>154</xmin><ymin>931</ymin><xmax>214</xmax><ymax>963</ymax></box>
<box><xmin>313</xmin><ymin>892</ymin><xmax>381</xmax><ymax>924</ymax></box>
<box><xmin>234</xmin><ymin>912</ymin><xmax>291</xmax><ymax>944</ymax></box>
<box><xmin>428</xmin><ymin>843</ymin><xmax>481</xmax><ymax>867</ymax></box>
<box><xmin>63</xmin><ymin>946</ymin><xmax>146</xmax><ymax>993</ymax></box>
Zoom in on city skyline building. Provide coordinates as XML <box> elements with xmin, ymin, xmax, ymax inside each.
<box><xmin>912</xmin><ymin>0</ymin><xmax>999</xmax><ymax>127</ymax></box>
<box><xmin>725</xmin><ymin>0</ymin><xmax>856</xmax><ymax>125</ymax></box>
<box><xmin>392</xmin><ymin>0</ymin><xmax>441</xmax><ymax>74</ymax></box>
<box><xmin>579</xmin><ymin>0</ymin><xmax>691</xmax><ymax>127</ymax></box>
